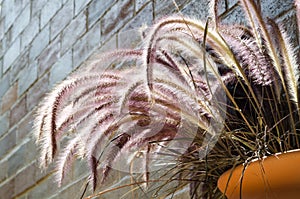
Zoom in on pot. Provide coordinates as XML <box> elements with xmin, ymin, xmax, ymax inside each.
<box><xmin>217</xmin><ymin>149</ymin><xmax>300</xmax><ymax>199</ymax></box>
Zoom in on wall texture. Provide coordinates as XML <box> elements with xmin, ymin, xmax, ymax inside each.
<box><xmin>0</xmin><ymin>0</ymin><xmax>298</xmax><ymax>198</ymax></box>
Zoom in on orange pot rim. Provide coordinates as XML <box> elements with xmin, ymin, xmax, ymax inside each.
<box><xmin>217</xmin><ymin>149</ymin><xmax>300</xmax><ymax>199</ymax></box>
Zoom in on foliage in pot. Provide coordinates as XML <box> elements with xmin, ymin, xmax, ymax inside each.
<box><xmin>33</xmin><ymin>0</ymin><xmax>300</xmax><ymax>198</ymax></box>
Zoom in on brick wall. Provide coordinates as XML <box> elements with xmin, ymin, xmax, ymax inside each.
<box><xmin>0</xmin><ymin>0</ymin><xmax>297</xmax><ymax>198</ymax></box>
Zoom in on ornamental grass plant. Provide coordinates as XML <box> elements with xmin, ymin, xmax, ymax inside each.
<box><xmin>34</xmin><ymin>0</ymin><xmax>300</xmax><ymax>198</ymax></box>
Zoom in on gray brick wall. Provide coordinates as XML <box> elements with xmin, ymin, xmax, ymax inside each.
<box><xmin>0</xmin><ymin>0</ymin><xmax>297</xmax><ymax>198</ymax></box>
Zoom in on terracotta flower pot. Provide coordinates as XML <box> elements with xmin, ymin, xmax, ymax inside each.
<box><xmin>217</xmin><ymin>149</ymin><xmax>300</xmax><ymax>199</ymax></box>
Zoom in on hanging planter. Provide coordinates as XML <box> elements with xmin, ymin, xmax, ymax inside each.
<box><xmin>217</xmin><ymin>149</ymin><xmax>300</xmax><ymax>199</ymax></box>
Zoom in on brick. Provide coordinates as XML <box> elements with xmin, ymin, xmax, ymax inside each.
<box><xmin>72</xmin><ymin>159</ymin><xmax>89</xmax><ymax>180</ymax></box>
<box><xmin>37</xmin><ymin>36</ymin><xmax>61</xmax><ymax>76</ymax></box>
<box><xmin>40</xmin><ymin>0</ymin><xmax>62</xmax><ymax>28</ymax></box>
<box><xmin>226</xmin><ymin>0</ymin><xmax>238</xmax><ymax>8</ymax></box>
<box><xmin>87</xmin><ymin>169</ymin><xmax>133</xmax><ymax>198</ymax></box>
<box><xmin>101</xmin><ymin>0</ymin><xmax>134</xmax><ymax>42</ymax></box>
<box><xmin>55</xmin><ymin>179</ymin><xmax>88</xmax><ymax>199</ymax></box>
<box><xmin>1</xmin><ymin>82</ymin><xmax>18</xmax><ymax>114</ymax></box>
<box><xmin>0</xmin><ymin>129</ymin><xmax>16</xmax><ymax>159</ymax></box>
<box><xmin>50</xmin><ymin>0</ymin><xmax>73</xmax><ymax>40</ymax></box>
<box><xmin>18</xmin><ymin>63</ymin><xmax>38</xmax><ymax>96</ymax></box>
<box><xmin>23</xmin><ymin>1</ymin><xmax>32</xmax><ymax>11</ymax></box>
<box><xmin>0</xmin><ymin>72</ymin><xmax>10</xmax><ymax>99</ymax></box>
<box><xmin>74</xmin><ymin>0</ymin><xmax>93</xmax><ymax>16</ymax></box>
<box><xmin>10</xmin><ymin>49</ymin><xmax>29</xmax><ymax>84</ymax></box>
<box><xmin>119</xmin><ymin>2</ymin><xmax>153</xmax><ymax>49</ymax></box>
<box><xmin>0</xmin><ymin>160</ymin><xmax>8</xmax><ymax>183</ymax></box>
<box><xmin>182</xmin><ymin>0</ymin><xmax>210</xmax><ymax>19</ymax></box>
<box><xmin>24</xmin><ymin>139</ymin><xmax>38</xmax><ymax>164</ymax></box>
<box><xmin>0</xmin><ymin>18</ymin><xmax>5</xmax><ymax>44</ymax></box>
<box><xmin>10</xmin><ymin>96</ymin><xmax>27</xmax><ymax>127</ymax></box>
<box><xmin>26</xmin><ymin>73</ymin><xmax>49</xmax><ymax>111</ymax></box>
<box><xmin>61</xmin><ymin>11</ymin><xmax>86</xmax><ymax>54</ymax></box>
<box><xmin>73</xmin><ymin>23</ymin><xmax>100</xmax><ymax>68</ymax></box>
<box><xmin>31</xmin><ymin>0</ymin><xmax>48</xmax><ymax>16</ymax></box>
<box><xmin>126</xmin><ymin>1</ymin><xmax>153</xmax><ymax>30</ymax></box>
<box><xmin>3</xmin><ymin>26</ymin><xmax>13</xmax><ymax>53</ymax></box>
<box><xmin>171</xmin><ymin>0</ymin><xmax>228</xmax><ymax>19</ymax></box>
<box><xmin>260</xmin><ymin>0</ymin><xmax>293</xmax><ymax>19</ymax></box>
<box><xmin>29</xmin><ymin>25</ymin><xmax>50</xmax><ymax>61</ymax></box>
<box><xmin>17</xmin><ymin>112</ymin><xmax>34</xmax><ymax>142</ymax></box>
<box><xmin>0</xmin><ymin>58</ymin><xmax>2</xmax><ymax>76</ymax></box>
<box><xmin>21</xmin><ymin>15</ymin><xmax>40</xmax><ymax>50</ymax></box>
<box><xmin>87</xmin><ymin>0</ymin><xmax>115</xmax><ymax>28</ymax></box>
<box><xmin>136</xmin><ymin>0</ymin><xmax>152</xmax><ymax>12</ymax></box>
<box><xmin>220</xmin><ymin>4</ymin><xmax>247</xmax><ymax>25</ymax></box>
<box><xmin>0</xmin><ymin>37</ymin><xmax>4</xmax><ymax>58</ymax></box>
<box><xmin>154</xmin><ymin>0</ymin><xmax>189</xmax><ymax>19</ymax></box>
<box><xmin>27</xmin><ymin>175</ymin><xmax>58</xmax><ymax>199</ymax></box>
<box><xmin>17</xmin><ymin>194</ymin><xmax>28</xmax><ymax>199</ymax></box>
<box><xmin>34</xmin><ymin>161</ymin><xmax>56</xmax><ymax>182</ymax></box>
<box><xmin>98</xmin><ymin>34</ymin><xmax>117</xmax><ymax>53</ymax></box>
<box><xmin>3</xmin><ymin>0</ymin><xmax>22</xmax><ymax>32</ymax></box>
<box><xmin>216</xmin><ymin>0</ymin><xmax>227</xmax><ymax>16</ymax></box>
<box><xmin>3</xmin><ymin>37</ymin><xmax>20</xmax><ymax>73</ymax></box>
<box><xmin>49</xmin><ymin>50</ymin><xmax>73</xmax><ymax>87</ymax></box>
<box><xmin>11</xmin><ymin>3</ymin><xmax>30</xmax><ymax>43</ymax></box>
<box><xmin>0</xmin><ymin>112</ymin><xmax>9</xmax><ymax>137</ymax></box>
<box><xmin>14</xmin><ymin>162</ymin><xmax>37</xmax><ymax>196</ymax></box>
<box><xmin>0</xmin><ymin>178</ymin><xmax>15</xmax><ymax>199</ymax></box>
<box><xmin>7</xmin><ymin>140</ymin><xmax>26</xmax><ymax>177</ymax></box>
